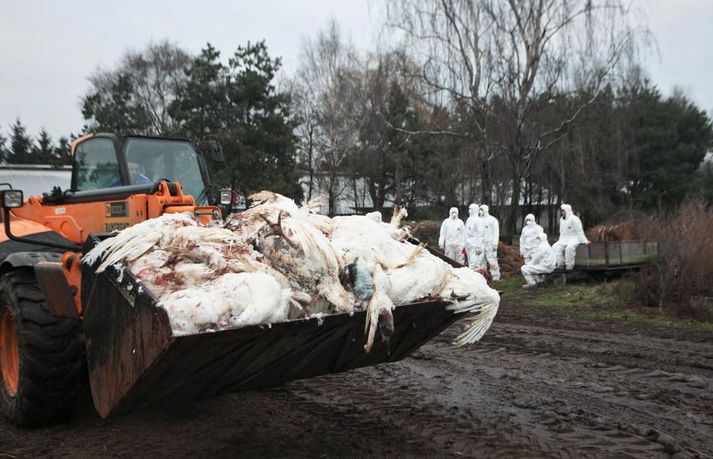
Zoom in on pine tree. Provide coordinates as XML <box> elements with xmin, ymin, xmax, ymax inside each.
<box><xmin>6</xmin><ymin>119</ymin><xmax>34</xmax><ymax>164</ymax></box>
<box><xmin>53</xmin><ymin>136</ymin><xmax>72</xmax><ymax>168</ymax></box>
<box><xmin>623</xmin><ymin>85</ymin><xmax>713</xmax><ymax>211</ymax></box>
<box><xmin>170</xmin><ymin>42</ymin><xmax>301</xmax><ymax>200</ymax></box>
<box><xmin>0</xmin><ymin>129</ymin><xmax>7</xmax><ymax>163</ymax></box>
<box><xmin>81</xmin><ymin>72</ymin><xmax>148</xmax><ymax>134</ymax></box>
<box><xmin>33</xmin><ymin>129</ymin><xmax>54</xmax><ymax>164</ymax></box>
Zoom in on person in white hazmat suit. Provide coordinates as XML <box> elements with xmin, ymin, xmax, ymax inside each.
<box><xmin>439</xmin><ymin>207</ymin><xmax>466</xmax><ymax>264</ymax></box>
<box><xmin>552</xmin><ymin>203</ymin><xmax>589</xmax><ymax>270</ymax></box>
<box><xmin>521</xmin><ymin>232</ymin><xmax>556</xmax><ymax>288</ymax></box>
<box><xmin>519</xmin><ymin>213</ymin><xmax>544</xmax><ymax>264</ymax></box>
<box><xmin>465</xmin><ymin>203</ymin><xmax>483</xmax><ymax>268</ymax></box>
<box><xmin>478</xmin><ymin>205</ymin><xmax>501</xmax><ymax>281</ymax></box>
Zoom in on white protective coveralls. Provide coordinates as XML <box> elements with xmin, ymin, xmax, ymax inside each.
<box><xmin>465</xmin><ymin>203</ymin><xmax>483</xmax><ymax>268</ymax></box>
<box><xmin>439</xmin><ymin>207</ymin><xmax>466</xmax><ymax>264</ymax></box>
<box><xmin>521</xmin><ymin>233</ymin><xmax>556</xmax><ymax>287</ymax></box>
<box><xmin>519</xmin><ymin>213</ymin><xmax>544</xmax><ymax>264</ymax></box>
<box><xmin>478</xmin><ymin>205</ymin><xmax>500</xmax><ymax>281</ymax></box>
<box><xmin>552</xmin><ymin>204</ymin><xmax>589</xmax><ymax>270</ymax></box>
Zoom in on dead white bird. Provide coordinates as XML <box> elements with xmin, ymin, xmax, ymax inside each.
<box><xmin>225</xmin><ymin>191</ymin><xmax>302</xmax><ymax>245</ymax></box>
<box><xmin>159</xmin><ymin>288</ymin><xmax>223</xmax><ymax>335</ymax></box>
<box><xmin>440</xmin><ymin>267</ymin><xmax>500</xmax><ymax>347</ymax></box>
<box><xmin>386</xmin><ymin>252</ymin><xmax>451</xmax><ymax>305</ymax></box>
<box><xmin>84</xmin><ymin>213</ymin><xmax>197</xmax><ymax>272</ymax></box>
<box><xmin>390</xmin><ymin>206</ymin><xmax>408</xmax><ymax>227</ymax></box>
<box><xmin>157</xmin><ymin>271</ymin><xmax>291</xmax><ymax>335</ymax></box>
<box><xmin>363</xmin><ymin>264</ymin><xmax>395</xmax><ymax>353</ymax></box>
<box><xmin>330</xmin><ymin>215</ymin><xmax>418</xmax><ymax>269</ymax></box>
<box><xmin>164</xmin><ymin>225</ymin><xmax>254</xmax><ymax>272</ymax></box>
<box><xmin>257</xmin><ymin>213</ymin><xmax>353</xmax><ymax>313</ymax></box>
<box><xmin>209</xmin><ymin>272</ymin><xmax>291</xmax><ymax>328</ymax></box>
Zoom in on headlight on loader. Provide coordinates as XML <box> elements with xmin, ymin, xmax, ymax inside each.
<box><xmin>1</xmin><ymin>190</ymin><xmax>23</xmax><ymax>208</ymax></box>
<box><xmin>219</xmin><ymin>189</ymin><xmax>232</xmax><ymax>206</ymax></box>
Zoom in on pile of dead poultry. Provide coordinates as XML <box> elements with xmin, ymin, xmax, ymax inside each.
<box><xmin>84</xmin><ymin>192</ymin><xmax>500</xmax><ymax>350</ymax></box>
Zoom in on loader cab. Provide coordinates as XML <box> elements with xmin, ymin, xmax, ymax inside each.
<box><xmin>71</xmin><ymin>134</ymin><xmax>214</xmax><ymax>204</ymax></box>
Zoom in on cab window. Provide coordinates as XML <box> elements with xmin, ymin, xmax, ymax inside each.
<box><xmin>73</xmin><ymin>138</ymin><xmax>120</xmax><ymax>190</ymax></box>
<box><xmin>125</xmin><ymin>138</ymin><xmax>207</xmax><ymax>203</ymax></box>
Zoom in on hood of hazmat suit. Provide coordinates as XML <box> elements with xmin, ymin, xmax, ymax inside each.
<box><xmin>439</xmin><ymin>207</ymin><xmax>466</xmax><ymax>250</ymax></box>
<box><xmin>561</xmin><ymin>204</ymin><xmax>573</xmax><ymax>219</ymax></box>
<box><xmin>479</xmin><ymin>205</ymin><xmax>499</xmax><ymax>245</ymax></box>
<box><xmin>558</xmin><ymin>204</ymin><xmax>589</xmax><ymax>245</ymax></box>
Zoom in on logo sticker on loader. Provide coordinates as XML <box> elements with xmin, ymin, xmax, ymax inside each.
<box><xmin>105</xmin><ymin>201</ymin><xmax>130</xmax><ymax>232</ymax></box>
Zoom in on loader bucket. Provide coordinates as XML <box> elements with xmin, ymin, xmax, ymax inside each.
<box><xmin>81</xmin><ymin>237</ymin><xmax>466</xmax><ymax>418</ymax></box>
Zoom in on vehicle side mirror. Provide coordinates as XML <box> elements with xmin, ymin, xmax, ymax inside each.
<box><xmin>207</xmin><ymin>139</ymin><xmax>225</xmax><ymax>162</ymax></box>
<box><xmin>0</xmin><ymin>190</ymin><xmax>23</xmax><ymax>208</ymax></box>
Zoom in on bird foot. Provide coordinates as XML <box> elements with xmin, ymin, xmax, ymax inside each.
<box><xmin>259</xmin><ymin>211</ymin><xmax>299</xmax><ymax>249</ymax></box>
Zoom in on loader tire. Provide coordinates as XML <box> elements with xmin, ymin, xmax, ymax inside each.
<box><xmin>0</xmin><ymin>270</ymin><xmax>83</xmax><ymax>427</ymax></box>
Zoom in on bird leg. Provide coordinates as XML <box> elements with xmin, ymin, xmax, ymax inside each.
<box><xmin>259</xmin><ymin>211</ymin><xmax>299</xmax><ymax>249</ymax></box>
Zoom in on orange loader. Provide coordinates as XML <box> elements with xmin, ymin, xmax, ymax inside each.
<box><xmin>0</xmin><ymin>133</ymin><xmax>466</xmax><ymax>427</ymax></box>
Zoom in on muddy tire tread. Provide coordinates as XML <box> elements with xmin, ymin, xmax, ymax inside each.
<box><xmin>0</xmin><ymin>270</ymin><xmax>83</xmax><ymax>427</ymax></box>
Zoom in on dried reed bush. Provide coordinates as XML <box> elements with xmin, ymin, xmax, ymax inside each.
<box><xmin>635</xmin><ymin>200</ymin><xmax>713</xmax><ymax>320</ymax></box>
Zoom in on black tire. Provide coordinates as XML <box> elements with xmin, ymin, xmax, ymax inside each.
<box><xmin>0</xmin><ymin>270</ymin><xmax>83</xmax><ymax>427</ymax></box>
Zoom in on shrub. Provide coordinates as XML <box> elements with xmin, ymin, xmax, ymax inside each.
<box><xmin>634</xmin><ymin>200</ymin><xmax>713</xmax><ymax>320</ymax></box>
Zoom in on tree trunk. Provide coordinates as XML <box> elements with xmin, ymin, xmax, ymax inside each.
<box><xmin>307</xmin><ymin>125</ymin><xmax>314</xmax><ymax>201</ymax></box>
<box><xmin>351</xmin><ymin>176</ymin><xmax>359</xmax><ymax>212</ymax></box>
<box><xmin>395</xmin><ymin>158</ymin><xmax>402</xmax><ymax>206</ymax></box>
<box><xmin>328</xmin><ymin>174</ymin><xmax>337</xmax><ymax>216</ymax></box>
<box><xmin>507</xmin><ymin>171</ymin><xmax>522</xmax><ymax>238</ymax></box>
<box><xmin>480</xmin><ymin>155</ymin><xmax>491</xmax><ymax>206</ymax></box>
<box><xmin>367</xmin><ymin>179</ymin><xmax>378</xmax><ymax>211</ymax></box>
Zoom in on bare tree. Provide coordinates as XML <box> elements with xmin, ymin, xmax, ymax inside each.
<box><xmin>293</xmin><ymin>21</ymin><xmax>364</xmax><ymax>215</ymax></box>
<box><xmin>386</xmin><ymin>0</ymin><xmax>645</xmax><ymax>234</ymax></box>
<box><xmin>83</xmin><ymin>40</ymin><xmax>192</xmax><ymax>135</ymax></box>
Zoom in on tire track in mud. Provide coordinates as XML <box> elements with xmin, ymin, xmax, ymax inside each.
<box><xmin>278</xmin><ymin>314</ymin><xmax>713</xmax><ymax>458</ymax></box>
<box><xmin>439</xmin><ymin>323</ymin><xmax>713</xmax><ymax>457</ymax></box>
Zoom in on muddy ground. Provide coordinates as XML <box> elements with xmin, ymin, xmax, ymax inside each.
<box><xmin>1</xmin><ymin>300</ymin><xmax>712</xmax><ymax>458</ymax></box>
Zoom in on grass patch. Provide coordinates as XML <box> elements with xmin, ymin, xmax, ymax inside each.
<box><xmin>496</xmin><ymin>275</ymin><xmax>713</xmax><ymax>333</ymax></box>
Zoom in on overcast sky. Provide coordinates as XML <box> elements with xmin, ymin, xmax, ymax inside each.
<box><xmin>1</xmin><ymin>0</ymin><xmax>711</xmax><ymax>140</ymax></box>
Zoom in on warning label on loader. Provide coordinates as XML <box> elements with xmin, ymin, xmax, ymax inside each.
<box><xmin>105</xmin><ymin>201</ymin><xmax>130</xmax><ymax>232</ymax></box>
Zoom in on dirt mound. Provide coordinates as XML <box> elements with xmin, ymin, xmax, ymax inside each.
<box><xmin>587</xmin><ymin>222</ymin><xmax>641</xmax><ymax>241</ymax></box>
<box><xmin>498</xmin><ymin>243</ymin><xmax>523</xmax><ymax>279</ymax></box>
<box><xmin>587</xmin><ymin>210</ymin><xmax>646</xmax><ymax>241</ymax></box>
<box><xmin>410</xmin><ymin>220</ymin><xmax>440</xmax><ymax>246</ymax></box>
